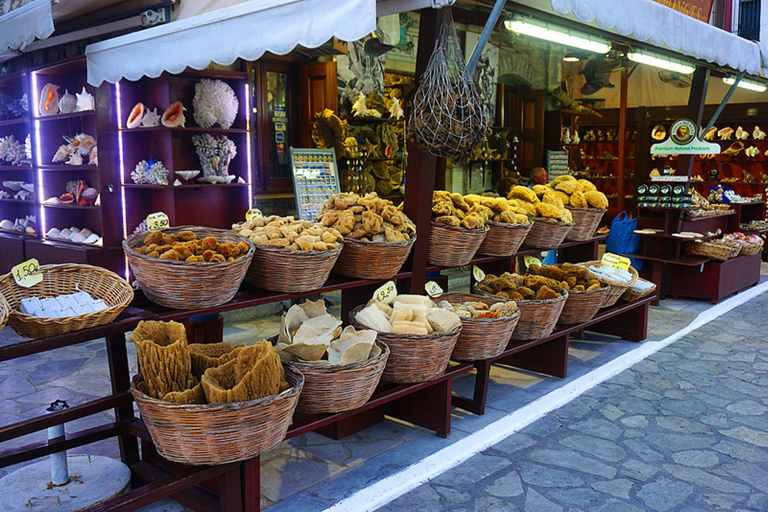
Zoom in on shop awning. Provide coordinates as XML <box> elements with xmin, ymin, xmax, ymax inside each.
<box><xmin>85</xmin><ymin>0</ymin><xmax>376</xmax><ymax>86</ymax></box>
<box><xmin>516</xmin><ymin>0</ymin><xmax>763</xmax><ymax>76</ymax></box>
<box><xmin>0</xmin><ymin>0</ymin><xmax>55</xmax><ymax>53</ymax></box>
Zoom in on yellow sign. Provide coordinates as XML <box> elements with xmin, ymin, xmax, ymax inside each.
<box><xmin>12</xmin><ymin>258</ymin><xmax>42</xmax><ymax>288</ymax></box>
<box><xmin>425</xmin><ymin>280</ymin><xmax>444</xmax><ymax>297</ymax></box>
<box><xmin>147</xmin><ymin>212</ymin><xmax>170</xmax><ymax>232</ymax></box>
<box><xmin>472</xmin><ymin>265</ymin><xmax>486</xmax><ymax>282</ymax></box>
<box><xmin>245</xmin><ymin>208</ymin><xmax>263</xmax><ymax>221</ymax></box>
<box><xmin>601</xmin><ymin>252</ymin><xmax>631</xmax><ymax>271</ymax></box>
<box><xmin>373</xmin><ymin>281</ymin><xmax>397</xmax><ymax>304</ymax></box>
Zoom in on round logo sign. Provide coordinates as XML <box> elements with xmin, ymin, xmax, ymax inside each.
<box><xmin>670</xmin><ymin>119</ymin><xmax>696</xmax><ymax>146</ymax></box>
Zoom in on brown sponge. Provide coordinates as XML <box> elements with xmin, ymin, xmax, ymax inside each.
<box><xmin>162</xmin><ymin>380</ymin><xmax>206</xmax><ymax>404</ymax></box>
<box><xmin>131</xmin><ymin>321</ymin><xmax>194</xmax><ymax>399</ymax></box>
<box><xmin>189</xmin><ymin>342</ymin><xmax>246</xmax><ymax>379</ymax></box>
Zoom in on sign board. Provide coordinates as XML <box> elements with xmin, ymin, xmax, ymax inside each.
<box><xmin>289</xmin><ymin>148</ymin><xmax>341</xmax><ymax>221</ymax></box>
<box><xmin>601</xmin><ymin>252</ymin><xmax>631</xmax><ymax>271</ymax></box>
<box><xmin>547</xmin><ymin>150</ymin><xmax>569</xmax><ymax>181</ymax></box>
<box><xmin>650</xmin><ymin>119</ymin><xmax>720</xmax><ymax>156</ymax></box>
<box><xmin>245</xmin><ymin>208</ymin><xmax>263</xmax><ymax>221</ymax></box>
<box><xmin>12</xmin><ymin>259</ymin><xmax>42</xmax><ymax>288</ymax></box>
<box><xmin>425</xmin><ymin>281</ymin><xmax>444</xmax><ymax>297</ymax></box>
<box><xmin>652</xmin><ymin>0</ymin><xmax>714</xmax><ymax>22</ymax></box>
<box><xmin>373</xmin><ymin>281</ymin><xmax>397</xmax><ymax>304</ymax></box>
<box><xmin>146</xmin><ymin>212</ymin><xmax>170</xmax><ymax>232</ymax></box>
<box><xmin>472</xmin><ymin>265</ymin><xmax>486</xmax><ymax>282</ymax></box>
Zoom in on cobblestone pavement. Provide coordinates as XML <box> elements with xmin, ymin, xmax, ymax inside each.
<box><xmin>381</xmin><ymin>291</ymin><xmax>768</xmax><ymax>512</ymax></box>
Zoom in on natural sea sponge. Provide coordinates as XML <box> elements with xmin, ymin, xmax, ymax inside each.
<box><xmin>189</xmin><ymin>342</ymin><xmax>246</xmax><ymax>378</ymax></box>
<box><xmin>578</xmin><ymin>179</ymin><xmax>597</xmax><ymax>193</ymax></box>
<box><xmin>201</xmin><ymin>341</ymin><xmax>288</xmax><ymax>403</ymax></box>
<box><xmin>585</xmin><ymin>191</ymin><xmax>609</xmax><ymax>209</ymax></box>
<box><xmin>555</xmin><ymin>180</ymin><xmax>584</xmax><ymax>195</ymax></box>
<box><xmin>535</xmin><ymin>202</ymin><xmax>561</xmax><ymax>219</ymax></box>
<box><xmin>131</xmin><ymin>321</ymin><xmax>194</xmax><ymax>399</ymax></box>
<box><xmin>542</xmin><ymin>192</ymin><xmax>564</xmax><ymax>209</ymax></box>
<box><xmin>535</xmin><ymin>286</ymin><xmax>559</xmax><ymax>300</ymax></box>
<box><xmin>560</xmin><ymin>208</ymin><xmax>574</xmax><ymax>224</ymax></box>
<box><xmin>162</xmin><ymin>381</ymin><xmax>206</xmax><ymax>404</ymax></box>
<box><xmin>434</xmin><ymin>215</ymin><xmax>460</xmax><ymax>226</ymax></box>
<box><xmin>532</xmin><ymin>185</ymin><xmax>550</xmax><ymax>198</ymax></box>
<box><xmin>508</xmin><ymin>186</ymin><xmax>538</xmax><ymax>204</ymax></box>
<box><xmin>569</xmin><ymin>191</ymin><xmax>588</xmax><ymax>208</ymax></box>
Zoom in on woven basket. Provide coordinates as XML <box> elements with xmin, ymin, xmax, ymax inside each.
<box><xmin>0</xmin><ymin>293</ymin><xmax>9</xmax><ymax>332</ymax></box>
<box><xmin>577</xmin><ymin>261</ymin><xmax>639</xmax><ymax>308</ymax></box>
<box><xmin>131</xmin><ymin>365</ymin><xmax>303</xmax><ymax>465</ymax></box>
<box><xmin>428</xmin><ymin>222</ymin><xmax>489</xmax><ymax>267</ymax></box>
<box><xmin>0</xmin><ymin>264</ymin><xmax>133</xmax><ymax>339</ymax></box>
<box><xmin>124</xmin><ymin>226</ymin><xmax>255</xmax><ymax>310</ymax></box>
<box><xmin>333</xmin><ymin>236</ymin><xmax>415</xmax><ymax>279</ymax></box>
<box><xmin>523</xmin><ymin>218</ymin><xmax>574</xmax><ymax>249</ymax></box>
<box><xmin>474</xmin><ymin>285</ymin><xmax>567</xmax><ymax>341</ymax></box>
<box><xmin>684</xmin><ymin>240</ymin><xmax>741</xmax><ymax>262</ymax></box>
<box><xmin>737</xmin><ymin>242</ymin><xmax>764</xmax><ymax>257</ymax></box>
<box><xmin>246</xmin><ymin>243</ymin><xmax>342</xmax><ymax>293</ymax></box>
<box><xmin>477</xmin><ymin>221</ymin><xmax>533</xmax><ymax>257</ymax></box>
<box><xmin>350</xmin><ymin>306</ymin><xmax>461</xmax><ymax>384</ymax></box>
<box><xmin>288</xmin><ymin>341</ymin><xmax>389</xmax><ymax>414</ymax></box>
<box><xmin>565</xmin><ymin>207</ymin><xmax>606</xmax><ymax>242</ymax></box>
<box><xmin>558</xmin><ymin>283</ymin><xmax>610</xmax><ymax>325</ymax></box>
<box><xmin>436</xmin><ymin>293</ymin><xmax>520</xmax><ymax>361</ymax></box>
<box><xmin>621</xmin><ymin>279</ymin><xmax>657</xmax><ymax>303</ymax></box>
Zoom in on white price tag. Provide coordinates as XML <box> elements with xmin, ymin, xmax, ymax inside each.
<box><xmin>12</xmin><ymin>258</ymin><xmax>42</xmax><ymax>288</ymax></box>
<box><xmin>146</xmin><ymin>212</ymin><xmax>170</xmax><ymax>232</ymax></box>
<box><xmin>601</xmin><ymin>252</ymin><xmax>631</xmax><ymax>271</ymax></box>
<box><xmin>472</xmin><ymin>265</ymin><xmax>486</xmax><ymax>282</ymax></box>
<box><xmin>372</xmin><ymin>281</ymin><xmax>397</xmax><ymax>304</ymax></box>
<box><xmin>245</xmin><ymin>208</ymin><xmax>263</xmax><ymax>221</ymax></box>
<box><xmin>425</xmin><ymin>280</ymin><xmax>444</xmax><ymax>297</ymax></box>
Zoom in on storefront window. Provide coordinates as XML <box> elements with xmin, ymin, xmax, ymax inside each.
<box><xmin>266</xmin><ymin>71</ymin><xmax>291</xmax><ymax>179</ymax></box>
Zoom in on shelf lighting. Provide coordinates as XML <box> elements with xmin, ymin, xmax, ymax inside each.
<box><xmin>722</xmin><ymin>75</ymin><xmax>767</xmax><ymax>92</ymax></box>
<box><xmin>244</xmin><ymin>82</ymin><xmax>254</xmax><ymax>208</ymax></box>
<box><xmin>504</xmin><ymin>16</ymin><xmax>611</xmax><ymax>54</ymax></box>
<box><xmin>30</xmin><ymin>70</ymin><xmax>46</xmax><ymax>236</ymax></box>
<box><xmin>115</xmin><ymin>82</ymin><xmax>130</xmax><ymax>281</ymax></box>
<box><xmin>627</xmin><ymin>50</ymin><xmax>695</xmax><ymax>74</ymax></box>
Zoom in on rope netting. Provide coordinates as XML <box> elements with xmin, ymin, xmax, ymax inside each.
<box><xmin>409</xmin><ymin>8</ymin><xmax>488</xmax><ymax>165</ymax></box>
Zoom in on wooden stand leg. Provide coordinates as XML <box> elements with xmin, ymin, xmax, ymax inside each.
<box><xmin>386</xmin><ymin>379</ymin><xmax>453</xmax><ymax>438</ymax></box>
<box><xmin>219</xmin><ymin>466</ymin><xmax>243</xmax><ymax>512</ymax></box>
<box><xmin>106</xmin><ymin>333</ymin><xmax>140</xmax><ymax>467</ymax></box>
<box><xmin>241</xmin><ymin>457</ymin><xmax>260</xmax><ymax>512</ymax></box>
<box><xmin>184</xmin><ymin>315</ymin><xmax>224</xmax><ymax>344</ymax></box>
<box><xmin>496</xmin><ymin>335</ymin><xmax>569</xmax><ymax>379</ymax></box>
<box><xmin>315</xmin><ymin>407</ymin><xmax>386</xmax><ymax>440</ymax></box>
<box><xmin>589</xmin><ymin>302</ymin><xmax>649</xmax><ymax>341</ymax></box>
<box><xmin>451</xmin><ymin>360</ymin><xmax>491</xmax><ymax>416</ymax></box>
<box><xmin>650</xmin><ymin>261</ymin><xmax>663</xmax><ymax>306</ymax></box>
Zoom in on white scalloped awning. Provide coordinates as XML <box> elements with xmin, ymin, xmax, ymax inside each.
<box><xmin>85</xmin><ymin>0</ymin><xmax>376</xmax><ymax>86</ymax></box>
<box><xmin>516</xmin><ymin>0</ymin><xmax>764</xmax><ymax>76</ymax></box>
<box><xmin>0</xmin><ymin>0</ymin><xmax>54</xmax><ymax>53</ymax></box>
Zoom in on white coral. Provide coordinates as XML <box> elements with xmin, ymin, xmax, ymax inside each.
<box><xmin>352</xmin><ymin>93</ymin><xmax>367</xmax><ymax>117</ymax></box>
<box><xmin>192</xmin><ymin>79</ymin><xmax>239</xmax><ymax>129</ymax></box>
<box><xmin>131</xmin><ymin>160</ymin><xmax>169</xmax><ymax>185</ymax></box>
<box><xmin>0</xmin><ymin>135</ymin><xmax>24</xmax><ymax>166</ymax></box>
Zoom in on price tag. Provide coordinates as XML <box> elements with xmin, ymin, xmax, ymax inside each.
<box><xmin>146</xmin><ymin>212</ymin><xmax>170</xmax><ymax>232</ymax></box>
<box><xmin>12</xmin><ymin>258</ymin><xmax>42</xmax><ymax>288</ymax></box>
<box><xmin>245</xmin><ymin>208</ymin><xmax>263</xmax><ymax>221</ymax></box>
<box><xmin>372</xmin><ymin>281</ymin><xmax>397</xmax><ymax>304</ymax></box>
<box><xmin>601</xmin><ymin>252</ymin><xmax>631</xmax><ymax>271</ymax></box>
<box><xmin>472</xmin><ymin>265</ymin><xmax>486</xmax><ymax>282</ymax></box>
<box><xmin>523</xmin><ymin>255</ymin><xmax>541</xmax><ymax>267</ymax></box>
<box><xmin>425</xmin><ymin>280</ymin><xmax>444</xmax><ymax>297</ymax></box>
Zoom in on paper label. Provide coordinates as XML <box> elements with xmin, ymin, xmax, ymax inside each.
<box><xmin>523</xmin><ymin>255</ymin><xmax>541</xmax><ymax>267</ymax></box>
<box><xmin>472</xmin><ymin>265</ymin><xmax>486</xmax><ymax>282</ymax></box>
<box><xmin>372</xmin><ymin>281</ymin><xmax>397</xmax><ymax>304</ymax></box>
<box><xmin>146</xmin><ymin>212</ymin><xmax>170</xmax><ymax>232</ymax></box>
<box><xmin>245</xmin><ymin>208</ymin><xmax>263</xmax><ymax>221</ymax></box>
<box><xmin>12</xmin><ymin>258</ymin><xmax>42</xmax><ymax>288</ymax></box>
<box><xmin>425</xmin><ymin>280</ymin><xmax>444</xmax><ymax>297</ymax></box>
<box><xmin>601</xmin><ymin>252</ymin><xmax>631</xmax><ymax>271</ymax></box>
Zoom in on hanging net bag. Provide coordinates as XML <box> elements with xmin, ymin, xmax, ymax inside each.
<box><xmin>409</xmin><ymin>8</ymin><xmax>488</xmax><ymax>165</ymax></box>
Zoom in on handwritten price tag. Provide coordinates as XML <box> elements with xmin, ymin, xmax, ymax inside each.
<box><xmin>372</xmin><ymin>281</ymin><xmax>397</xmax><ymax>304</ymax></box>
<box><xmin>12</xmin><ymin>258</ymin><xmax>42</xmax><ymax>288</ymax></box>
<box><xmin>147</xmin><ymin>212</ymin><xmax>170</xmax><ymax>232</ymax></box>
<box><xmin>425</xmin><ymin>280</ymin><xmax>444</xmax><ymax>297</ymax></box>
<box><xmin>472</xmin><ymin>265</ymin><xmax>486</xmax><ymax>282</ymax></box>
<box><xmin>523</xmin><ymin>255</ymin><xmax>541</xmax><ymax>268</ymax></box>
<box><xmin>601</xmin><ymin>252</ymin><xmax>631</xmax><ymax>271</ymax></box>
<box><xmin>245</xmin><ymin>208</ymin><xmax>263</xmax><ymax>221</ymax></box>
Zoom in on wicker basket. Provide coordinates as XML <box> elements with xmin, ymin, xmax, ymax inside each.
<box><xmin>736</xmin><ymin>242</ymin><xmax>764</xmax><ymax>257</ymax></box>
<box><xmin>436</xmin><ymin>293</ymin><xmax>520</xmax><ymax>361</ymax></box>
<box><xmin>622</xmin><ymin>279</ymin><xmax>657</xmax><ymax>303</ymax></box>
<box><xmin>523</xmin><ymin>218</ymin><xmax>574</xmax><ymax>249</ymax></box>
<box><xmin>558</xmin><ymin>283</ymin><xmax>610</xmax><ymax>325</ymax></box>
<box><xmin>474</xmin><ymin>285</ymin><xmax>567</xmax><ymax>341</ymax></box>
<box><xmin>0</xmin><ymin>293</ymin><xmax>9</xmax><ymax>332</ymax></box>
<box><xmin>477</xmin><ymin>221</ymin><xmax>533</xmax><ymax>257</ymax></box>
<box><xmin>350</xmin><ymin>306</ymin><xmax>461</xmax><ymax>384</ymax></box>
<box><xmin>288</xmin><ymin>341</ymin><xmax>389</xmax><ymax>414</ymax></box>
<box><xmin>565</xmin><ymin>207</ymin><xmax>606</xmax><ymax>242</ymax></box>
<box><xmin>124</xmin><ymin>226</ymin><xmax>255</xmax><ymax>310</ymax></box>
<box><xmin>333</xmin><ymin>236</ymin><xmax>415</xmax><ymax>279</ymax></box>
<box><xmin>577</xmin><ymin>261</ymin><xmax>639</xmax><ymax>308</ymax></box>
<box><xmin>0</xmin><ymin>264</ymin><xmax>133</xmax><ymax>339</ymax></box>
<box><xmin>684</xmin><ymin>240</ymin><xmax>741</xmax><ymax>262</ymax></box>
<box><xmin>246</xmin><ymin>243</ymin><xmax>342</xmax><ymax>293</ymax></box>
<box><xmin>427</xmin><ymin>222</ymin><xmax>489</xmax><ymax>267</ymax></box>
<box><xmin>131</xmin><ymin>364</ymin><xmax>303</xmax><ymax>465</ymax></box>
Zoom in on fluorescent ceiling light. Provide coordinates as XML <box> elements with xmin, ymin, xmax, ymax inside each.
<box><xmin>627</xmin><ymin>50</ymin><xmax>695</xmax><ymax>74</ymax></box>
<box><xmin>723</xmin><ymin>76</ymin><xmax>767</xmax><ymax>92</ymax></box>
<box><xmin>504</xmin><ymin>17</ymin><xmax>611</xmax><ymax>54</ymax></box>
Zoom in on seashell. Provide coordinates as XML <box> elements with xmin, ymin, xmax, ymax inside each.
<box><xmin>723</xmin><ymin>141</ymin><xmax>744</xmax><ymax>157</ymax></box>
<box><xmin>745</xmin><ymin>146</ymin><xmax>760</xmax><ymax>158</ymax></box>
<box><xmin>703</xmin><ymin>126</ymin><xmax>717</xmax><ymax>141</ymax></box>
<box><xmin>39</xmin><ymin>83</ymin><xmax>60</xmax><ymax>116</ymax></box>
<box><xmin>735</xmin><ymin>126</ymin><xmax>748</xmax><ymax>141</ymax></box>
<box><xmin>80</xmin><ymin>228</ymin><xmax>93</xmax><ymax>237</ymax></box>
<box><xmin>127</xmin><ymin>102</ymin><xmax>146</xmax><ymax>129</ymax></box>
<box><xmin>70</xmin><ymin>227</ymin><xmax>80</xmax><ymax>233</ymax></box>
<box><xmin>60</xmin><ymin>228</ymin><xmax>72</xmax><ymax>239</ymax></box>
<box><xmin>47</xmin><ymin>228</ymin><xmax>61</xmax><ymax>238</ymax></box>
<box><xmin>717</xmin><ymin>127</ymin><xmax>734</xmax><ymax>140</ymax></box>
<box><xmin>75</xmin><ymin>180</ymin><xmax>87</xmax><ymax>203</ymax></box>
<box><xmin>65</xmin><ymin>152</ymin><xmax>83</xmax><ymax>165</ymax></box>
<box><xmin>52</xmin><ymin>144</ymin><xmax>69</xmax><ymax>163</ymax></box>
<box><xmin>651</xmin><ymin>124</ymin><xmax>666</xmax><ymax>141</ymax></box>
<box><xmin>44</xmin><ymin>197</ymin><xmax>61</xmax><ymax>205</ymax></box>
<box><xmin>84</xmin><ymin>233</ymin><xmax>100</xmax><ymax>245</ymax></box>
<box><xmin>60</xmin><ymin>192</ymin><xmax>74</xmax><ymax>204</ymax></box>
<box><xmin>75</xmin><ymin>87</ymin><xmax>95</xmax><ymax>112</ymax></box>
<box><xmin>26</xmin><ymin>226</ymin><xmax>36</xmax><ymax>235</ymax></box>
<box><xmin>58</xmin><ymin>90</ymin><xmax>77</xmax><ymax>114</ymax></box>
<box><xmin>753</xmin><ymin>126</ymin><xmax>766</xmax><ymax>140</ymax></box>
<box><xmin>173</xmin><ymin>179</ymin><xmax>182</xmax><ymax>186</ymax></box>
<box><xmin>0</xmin><ymin>219</ymin><xmax>12</xmax><ymax>230</ymax></box>
<box><xmin>141</xmin><ymin>108</ymin><xmax>161</xmax><ymax>127</ymax></box>
<box><xmin>21</xmin><ymin>183</ymin><xmax>34</xmax><ymax>193</ymax></box>
<box><xmin>72</xmin><ymin>232</ymin><xmax>87</xmax><ymax>243</ymax></box>
<box><xmin>161</xmin><ymin>101</ymin><xmax>186</xmax><ymax>128</ymax></box>
<box><xmin>76</xmin><ymin>134</ymin><xmax>96</xmax><ymax>156</ymax></box>
<box><xmin>81</xmin><ymin>188</ymin><xmax>98</xmax><ymax>205</ymax></box>
<box><xmin>88</xmin><ymin>146</ymin><xmax>98</xmax><ymax>166</ymax></box>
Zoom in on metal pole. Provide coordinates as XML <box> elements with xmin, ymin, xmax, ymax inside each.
<box><xmin>46</xmin><ymin>400</ymin><xmax>69</xmax><ymax>486</ymax></box>
<box><xmin>703</xmin><ymin>70</ymin><xmax>745</xmax><ymax>134</ymax></box>
<box><xmin>465</xmin><ymin>0</ymin><xmax>506</xmax><ymax>76</ymax></box>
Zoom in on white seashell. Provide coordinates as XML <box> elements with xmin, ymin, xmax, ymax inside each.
<box><xmin>141</xmin><ymin>108</ymin><xmax>161</xmax><ymax>127</ymax></box>
<box><xmin>60</xmin><ymin>228</ymin><xmax>72</xmax><ymax>238</ymax></box>
<box><xmin>77</xmin><ymin>134</ymin><xmax>96</xmax><ymax>156</ymax></box>
<box><xmin>44</xmin><ymin>197</ymin><xmax>61</xmax><ymax>204</ymax></box>
<box><xmin>47</xmin><ymin>228</ymin><xmax>61</xmax><ymax>238</ymax></box>
<box><xmin>173</xmin><ymin>179</ymin><xmax>182</xmax><ymax>186</ymax></box>
<box><xmin>352</xmin><ymin>92</ymin><xmax>367</xmax><ymax>117</ymax></box>
<box><xmin>88</xmin><ymin>146</ymin><xmax>98</xmax><ymax>166</ymax></box>
<box><xmin>735</xmin><ymin>126</ymin><xmax>748</xmax><ymax>141</ymax></box>
<box><xmin>65</xmin><ymin>152</ymin><xmax>83</xmax><ymax>165</ymax></box>
<box><xmin>58</xmin><ymin>90</ymin><xmax>77</xmax><ymax>114</ymax></box>
<box><xmin>237</xmin><ymin>176</ymin><xmax>246</xmax><ymax>184</ymax></box>
<box><xmin>70</xmin><ymin>227</ymin><xmax>80</xmax><ymax>233</ymax></box>
<box><xmin>0</xmin><ymin>219</ymin><xmax>13</xmax><ymax>230</ymax></box>
<box><xmin>72</xmin><ymin>232</ymin><xmax>87</xmax><ymax>243</ymax></box>
<box><xmin>753</xmin><ymin>126</ymin><xmax>766</xmax><ymax>140</ymax></box>
<box><xmin>75</xmin><ymin>87</ymin><xmax>95</xmax><ymax>112</ymax></box>
<box><xmin>39</xmin><ymin>83</ymin><xmax>60</xmax><ymax>116</ymax></box>
<box><xmin>81</xmin><ymin>228</ymin><xmax>93</xmax><ymax>237</ymax></box>
<box><xmin>52</xmin><ymin>144</ymin><xmax>70</xmax><ymax>163</ymax></box>
<box><xmin>84</xmin><ymin>234</ymin><xmax>100</xmax><ymax>244</ymax></box>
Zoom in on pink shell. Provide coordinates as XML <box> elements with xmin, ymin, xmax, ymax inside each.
<box><xmin>81</xmin><ymin>188</ymin><xmax>98</xmax><ymax>202</ymax></box>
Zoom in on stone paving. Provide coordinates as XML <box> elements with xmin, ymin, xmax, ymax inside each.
<box><xmin>381</xmin><ymin>290</ymin><xmax>768</xmax><ymax>512</ymax></box>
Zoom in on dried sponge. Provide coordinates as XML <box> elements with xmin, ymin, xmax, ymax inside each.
<box><xmin>569</xmin><ymin>191</ymin><xmax>588</xmax><ymax>208</ymax></box>
<box><xmin>585</xmin><ymin>191</ymin><xmax>609</xmax><ymax>209</ymax></box>
<box><xmin>535</xmin><ymin>202</ymin><xmax>561</xmax><ymax>219</ymax></box>
<box><xmin>578</xmin><ymin>179</ymin><xmax>597</xmax><ymax>193</ymax></box>
<box><xmin>162</xmin><ymin>381</ymin><xmax>206</xmax><ymax>404</ymax></box>
<box><xmin>189</xmin><ymin>342</ymin><xmax>246</xmax><ymax>378</ymax></box>
<box><xmin>131</xmin><ymin>321</ymin><xmax>194</xmax><ymax>399</ymax></box>
<box><xmin>555</xmin><ymin>180</ymin><xmax>584</xmax><ymax>195</ymax></box>
<box><xmin>508</xmin><ymin>185</ymin><xmax>538</xmax><ymax>204</ymax></box>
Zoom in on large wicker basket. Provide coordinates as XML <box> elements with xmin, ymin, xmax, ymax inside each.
<box><xmin>246</xmin><ymin>243</ymin><xmax>342</xmax><ymax>293</ymax></box>
<box><xmin>621</xmin><ymin>278</ymin><xmax>657</xmax><ymax>303</ymax></box>
<box><xmin>131</xmin><ymin>365</ymin><xmax>303</xmax><ymax>465</ymax></box>
<box><xmin>350</xmin><ymin>306</ymin><xmax>461</xmax><ymax>384</ymax></box>
<box><xmin>474</xmin><ymin>285</ymin><xmax>567</xmax><ymax>341</ymax></box>
<box><xmin>124</xmin><ymin>226</ymin><xmax>255</xmax><ymax>310</ymax></box>
<box><xmin>565</xmin><ymin>207</ymin><xmax>606</xmax><ymax>242</ymax></box>
<box><xmin>477</xmin><ymin>221</ymin><xmax>532</xmax><ymax>257</ymax></box>
<box><xmin>0</xmin><ymin>263</ymin><xmax>133</xmax><ymax>339</ymax></box>
<box><xmin>428</xmin><ymin>223</ymin><xmax>489</xmax><ymax>267</ymax></box>
<box><xmin>577</xmin><ymin>261</ymin><xmax>639</xmax><ymax>308</ymax></box>
<box><xmin>288</xmin><ymin>341</ymin><xmax>389</xmax><ymax>414</ymax></box>
<box><xmin>436</xmin><ymin>293</ymin><xmax>520</xmax><ymax>361</ymax></box>
<box><xmin>737</xmin><ymin>241</ymin><xmax>764</xmax><ymax>256</ymax></box>
<box><xmin>523</xmin><ymin>218</ymin><xmax>574</xmax><ymax>249</ymax></box>
<box><xmin>333</xmin><ymin>236</ymin><xmax>415</xmax><ymax>279</ymax></box>
<box><xmin>558</xmin><ymin>283</ymin><xmax>610</xmax><ymax>325</ymax></box>
<box><xmin>685</xmin><ymin>240</ymin><xmax>741</xmax><ymax>262</ymax></box>
<box><xmin>0</xmin><ymin>293</ymin><xmax>9</xmax><ymax>332</ymax></box>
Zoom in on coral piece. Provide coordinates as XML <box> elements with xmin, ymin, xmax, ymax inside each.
<box><xmin>351</xmin><ymin>92</ymin><xmax>367</xmax><ymax>117</ymax></box>
<box><xmin>75</xmin><ymin>87</ymin><xmax>95</xmax><ymax>111</ymax></box>
<box><xmin>161</xmin><ymin>101</ymin><xmax>186</xmax><ymax>128</ymax></box>
<box><xmin>131</xmin><ymin>159</ymin><xmax>170</xmax><ymax>185</ymax></box>
<box><xmin>191</xmin><ymin>133</ymin><xmax>237</xmax><ymax>177</ymax></box>
<box><xmin>389</xmin><ymin>97</ymin><xmax>404</xmax><ymax>119</ymax></box>
<box><xmin>0</xmin><ymin>135</ymin><xmax>25</xmax><ymax>165</ymax></box>
<box><xmin>58</xmin><ymin>90</ymin><xmax>76</xmax><ymax>114</ymax></box>
<box><xmin>39</xmin><ymin>83</ymin><xmax>60</xmax><ymax>116</ymax></box>
<box><xmin>127</xmin><ymin>102</ymin><xmax>146</xmax><ymax>128</ymax></box>
<box><xmin>192</xmin><ymin>79</ymin><xmax>239</xmax><ymax>129</ymax></box>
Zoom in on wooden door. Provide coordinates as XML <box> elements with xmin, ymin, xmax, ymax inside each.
<box><xmin>514</xmin><ymin>90</ymin><xmax>545</xmax><ymax>175</ymax></box>
<box><xmin>298</xmin><ymin>61</ymin><xmax>338</xmax><ymax>148</ymax></box>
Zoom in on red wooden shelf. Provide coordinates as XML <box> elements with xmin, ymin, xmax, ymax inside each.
<box><xmin>35</xmin><ymin>110</ymin><xmax>96</xmax><ymax>122</ymax></box>
<box><xmin>0</xmin><ymin>117</ymin><xmax>29</xmax><ymax>127</ymax></box>
<box><xmin>38</xmin><ymin>164</ymin><xmax>98</xmax><ymax>171</ymax></box>
<box><xmin>42</xmin><ymin>203</ymin><xmax>100</xmax><ymax>210</ymax></box>
<box><xmin>0</xmin><ymin>197</ymin><xmax>35</xmax><ymax>204</ymax></box>
<box><xmin>114</xmin><ymin>126</ymin><xmax>248</xmax><ymax>134</ymax></box>
<box><xmin>0</xmin><ymin>165</ymin><xmax>32</xmax><ymax>171</ymax></box>
<box><xmin>123</xmin><ymin>183</ymin><xmax>248</xmax><ymax>190</ymax></box>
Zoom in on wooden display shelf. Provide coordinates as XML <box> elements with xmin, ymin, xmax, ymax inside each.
<box><xmin>38</xmin><ymin>164</ymin><xmax>98</xmax><ymax>171</ymax></box>
<box><xmin>670</xmin><ymin>253</ymin><xmax>762</xmax><ymax>303</ymax></box>
<box><xmin>42</xmin><ymin>203</ymin><xmax>101</xmax><ymax>210</ymax></box>
<box><xmin>686</xmin><ymin>211</ymin><xmax>736</xmax><ymax>222</ymax></box>
<box><xmin>35</xmin><ymin>110</ymin><xmax>96</xmax><ymax>122</ymax></box>
<box><xmin>625</xmin><ymin>252</ymin><xmax>710</xmax><ymax>266</ymax></box>
<box><xmin>0</xmin><ymin>117</ymin><xmax>29</xmax><ymax>127</ymax></box>
<box><xmin>123</xmin><ymin>183</ymin><xmax>249</xmax><ymax>190</ymax></box>
<box><xmin>0</xmin><ymin>197</ymin><xmax>35</xmax><ymax>204</ymax></box>
<box><xmin>0</xmin><ymin>164</ymin><xmax>32</xmax><ymax>171</ymax></box>
<box><xmin>0</xmin><ymin>228</ymin><xmax>37</xmax><ymax>239</ymax></box>
<box><xmin>113</xmin><ymin>126</ymin><xmax>249</xmax><ymax>134</ymax></box>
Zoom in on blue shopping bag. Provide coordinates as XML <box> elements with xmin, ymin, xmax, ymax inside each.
<box><xmin>606</xmin><ymin>211</ymin><xmax>643</xmax><ymax>270</ymax></box>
